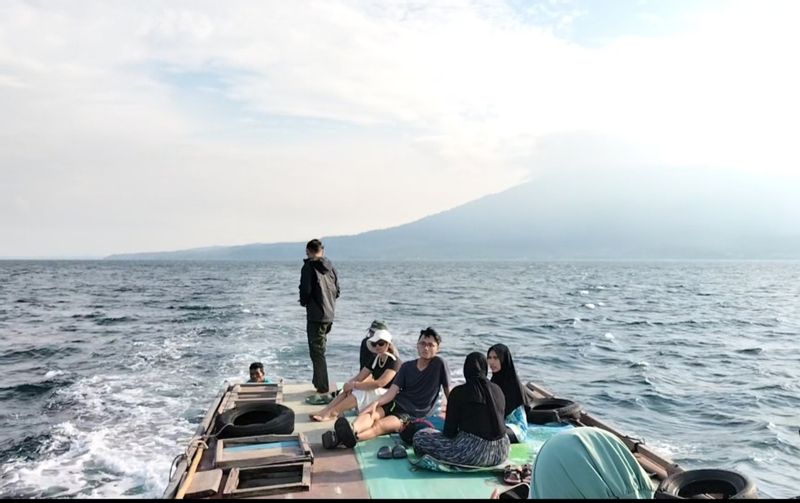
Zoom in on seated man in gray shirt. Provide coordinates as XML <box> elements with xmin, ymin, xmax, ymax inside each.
<box><xmin>323</xmin><ymin>327</ymin><xmax>452</xmax><ymax>449</ymax></box>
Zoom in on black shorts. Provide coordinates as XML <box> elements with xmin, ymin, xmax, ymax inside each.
<box><xmin>381</xmin><ymin>401</ymin><xmax>411</xmax><ymax>423</ymax></box>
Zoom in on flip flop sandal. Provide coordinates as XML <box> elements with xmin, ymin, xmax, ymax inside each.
<box><xmin>334</xmin><ymin>416</ymin><xmax>357</xmax><ymax>448</ymax></box>
<box><xmin>499</xmin><ymin>482</ymin><xmax>530</xmax><ymax>500</ymax></box>
<box><xmin>520</xmin><ymin>464</ymin><xmax>532</xmax><ymax>482</ymax></box>
<box><xmin>305</xmin><ymin>394</ymin><xmax>330</xmax><ymax>405</ymax></box>
<box><xmin>322</xmin><ymin>430</ymin><xmax>339</xmax><ymax>449</ymax></box>
<box><xmin>377</xmin><ymin>445</ymin><xmax>393</xmax><ymax>459</ymax></box>
<box><xmin>503</xmin><ymin>466</ymin><xmax>522</xmax><ymax>485</ymax></box>
<box><xmin>391</xmin><ymin>444</ymin><xmax>408</xmax><ymax>459</ymax></box>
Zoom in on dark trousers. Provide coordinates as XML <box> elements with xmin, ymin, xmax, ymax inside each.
<box><xmin>306</xmin><ymin>320</ymin><xmax>332</xmax><ymax>393</ymax></box>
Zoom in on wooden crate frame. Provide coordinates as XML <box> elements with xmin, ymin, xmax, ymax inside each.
<box><xmin>222</xmin><ymin>462</ymin><xmax>311</xmax><ymax>498</ymax></box>
<box><xmin>229</xmin><ymin>391</ymin><xmax>283</xmax><ymax>404</ymax></box>
<box><xmin>226</xmin><ymin>381</ymin><xmax>284</xmax><ymax>409</ymax></box>
<box><xmin>215</xmin><ymin>433</ymin><xmax>313</xmax><ymax>469</ymax></box>
<box><xmin>233</xmin><ymin>380</ymin><xmax>283</xmax><ymax>394</ymax></box>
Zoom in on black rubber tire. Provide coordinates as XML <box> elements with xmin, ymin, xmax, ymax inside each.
<box><xmin>215</xmin><ymin>402</ymin><xmax>294</xmax><ymax>439</ymax></box>
<box><xmin>654</xmin><ymin>469</ymin><xmax>758</xmax><ymax>499</ymax></box>
<box><xmin>525</xmin><ymin>398</ymin><xmax>581</xmax><ymax>424</ymax></box>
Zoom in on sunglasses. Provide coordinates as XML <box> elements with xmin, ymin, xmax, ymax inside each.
<box><xmin>370</xmin><ymin>340</ymin><xmax>388</xmax><ymax>347</ymax></box>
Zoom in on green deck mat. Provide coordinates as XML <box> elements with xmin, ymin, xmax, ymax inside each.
<box><xmin>352</xmin><ymin>423</ymin><xmax>574</xmax><ymax>499</ymax></box>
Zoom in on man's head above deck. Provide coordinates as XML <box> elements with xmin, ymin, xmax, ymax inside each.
<box><xmin>417</xmin><ymin>327</ymin><xmax>441</xmax><ymax>360</ymax></box>
<box><xmin>248</xmin><ymin>362</ymin><xmax>265</xmax><ymax>383</ymax></box>
<box><xmin>305</xmin><ymin>239</ymin><xmax>324</xmax><ymax>259</ymax></box>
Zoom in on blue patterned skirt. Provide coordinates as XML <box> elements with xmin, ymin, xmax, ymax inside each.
<box><xmin>412</xmin><ymin>428</ymin><xmax>510</xmax><ymax>467</ymax></box>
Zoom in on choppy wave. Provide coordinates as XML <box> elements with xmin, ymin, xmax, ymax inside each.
<box><xmin>1</xmin><ymin>347</ymin><xmax>60</xmax><ymax>362</ymax></box>
<box><xmin>0</xmin><ymin>381</ymin><xmax>71</xmax><ymax>401</ymax></box>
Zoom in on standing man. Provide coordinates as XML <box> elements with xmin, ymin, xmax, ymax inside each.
<box><xmin>299</xmin><ymin>239</ymin><xmax>340</xmax><ymax>404</ymax></box>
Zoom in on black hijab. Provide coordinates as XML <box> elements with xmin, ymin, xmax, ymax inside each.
<box><xmin>463</xmin><ymin>352</ymin><xmax>505</xmax><ymax>439</ymax></box>
<box><xmin>488</xmin><ymin>343</ymin><xmax>531</xmax><ymax>416</ymax></box>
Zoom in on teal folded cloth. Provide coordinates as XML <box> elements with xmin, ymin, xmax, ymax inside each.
<box><xmin>531</xmin><ymin>427</ymin><xmax>655</xmax><ymax>499</ymax></box>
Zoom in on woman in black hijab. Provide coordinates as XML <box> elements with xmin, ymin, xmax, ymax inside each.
<box><xmin>488</xmin><ymin>343</ymin><xmax>531</xmax><ymax>443</ymax></box>
<box><xmin>412</xmin><ymin>352</ymin><xmax>510</xmax><ymax>467</ymax></box>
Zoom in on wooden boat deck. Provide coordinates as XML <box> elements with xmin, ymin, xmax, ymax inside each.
<box><xmin>163</xmin><ymin>383</ymin><xmax>369</xmax><ymax>499</ymax></box>
<box><xmin>261</xmin><ymin>384</ymin><xmax>368</xmax><ymax>499</ymax></box>
<box><xmin>165</xmin><ymin>380</ymin><xmax>686</xmax><ymax>499</ymax></box>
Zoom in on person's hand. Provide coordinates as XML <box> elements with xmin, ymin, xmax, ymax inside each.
<box><xmin>343</xmin><ymin>380</ymin><xmax>355</xmax><ymax>393</ymax></box>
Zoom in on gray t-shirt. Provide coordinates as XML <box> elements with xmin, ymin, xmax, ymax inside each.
<box><xmin>392</xmin><ymin>356</ymin><xmax>452</xmax><ymax>418</ymax></box>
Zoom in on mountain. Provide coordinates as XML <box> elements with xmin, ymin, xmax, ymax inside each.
<box><xmin>106</xmin><ymin>167</ymin><xmax>800</xmax><ymax>260</ymax></box>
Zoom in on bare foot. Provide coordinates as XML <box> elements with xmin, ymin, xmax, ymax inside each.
<box><xmin>310</xmin><ymin>414</ymin><xmax>336</xmax><ymax>422</ymax></box>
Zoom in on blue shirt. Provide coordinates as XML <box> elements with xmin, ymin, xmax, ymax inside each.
<box><xmin>393</xmin><ymin>356</ymin><xmax>452</xmax><ymax>418</ymax></box>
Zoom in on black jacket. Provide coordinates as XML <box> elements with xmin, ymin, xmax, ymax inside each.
<box><xmin>443</xmin><ymin>379</ymin><xmax>507</xmax><ymax>441</ymax></box>
<box><xmin>299</xmin><ymin>257</ymin><xmax>340</xmax><ymax>322</ymax></box>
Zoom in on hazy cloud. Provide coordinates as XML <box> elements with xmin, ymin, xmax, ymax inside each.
<box><xmin>1</xmin><ymin>0</ymin><xmax>798</xmax><ymax>256</ymax></box>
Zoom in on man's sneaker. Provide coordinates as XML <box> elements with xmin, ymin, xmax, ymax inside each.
<box><xmin>334</xmin><ymin>417</ymin><xmax>357</xmax><ymax>448</ymax></box>
<box><xmin>322</xmin><ymin>430</ymin><xmax>339</xmax><ymax>449</ymax></box>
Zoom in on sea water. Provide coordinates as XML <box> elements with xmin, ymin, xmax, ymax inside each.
<box><xmin>0</xmin><ymin>260</ymin><xmax>798</xmax><ymax>498</ymax></box>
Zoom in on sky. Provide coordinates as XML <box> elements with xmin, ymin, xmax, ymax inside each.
<box><xmin>1</xmin><ymin>0</ymin><xmax>798</xmax><ymax>258</ymax></box>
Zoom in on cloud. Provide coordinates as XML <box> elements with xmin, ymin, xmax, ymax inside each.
<box><xmin>0</xmin><ymin>0</ymin><xmax>798</xmax><ymax>256</ymax></box>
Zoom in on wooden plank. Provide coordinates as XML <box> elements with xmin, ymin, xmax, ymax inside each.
<box><xmin>223</xmin><ymin>467</ymin><xmax>240</xmax><ymax>496</ymax></box>
<box><xmin>236</xmin><ymin>383</ymin><xmax>283</xmax><ymax>393</ymax></box>
<box><xmin>228</xmin><ymin>394</ymin><xmax>280</xmax><ymax>405</ymax></box>
<box><xmin>217</xmin><ymin>392</ymin><xmax>234</xmax><ymax>415</ymax></box>
<box><xmin>232</xmin><ymin>391</ymin><xmax>279</xmax><ymax>399</ymax></box>
<box><xmin>232</xmin><ymin>394</ymin><xmax>281</xmax><ymax>401</ymax></box>
<box><xmin>233</xmin><ymin>382</ymin><xmax>284</xmax><ymax>395</ymax></box>
<box><xmin>297</xmin><ymin>433</ymin><xmax>313</xmax><ymax>462</ymax></box>
<box><xmin>197</xmin><ymin>437</ymin><xmax>218</xmax><ymax>472</ymax></box>
<box><xmin>217</xmin><ymin>447</ymin><xmax>309</xmax><ymax>469</ymax></box>
<box><xmin>185</xmin><ymin>469</ymin><xmax>222</xmax><ymax>498</ymax></box>
<box><xmin>222</xmin><ymin>434</ymin><xmax>300</xmax><ymax>444</ymax></box>
<box><xmin>301</xmin><ymin>463</ymin><xmax>311</xmax><ymax>488</ymax></box>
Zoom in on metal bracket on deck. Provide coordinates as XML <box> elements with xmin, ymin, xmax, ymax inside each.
<box><xmin>626</xmin><ymin>435</ymin><xmax>645</xmax><ymax>452</ymax></box>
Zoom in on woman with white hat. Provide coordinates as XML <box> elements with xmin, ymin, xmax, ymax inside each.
<box><xmin>310</xmin><ymin>323</ymin><xmax>401</xmax><ymax>421</ymax></box>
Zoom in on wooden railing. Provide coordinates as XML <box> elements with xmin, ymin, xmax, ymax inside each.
<box><xmin>525</xmin><ymin>381</ymin><xmax>684</xmax><ymax>482</ymax></box>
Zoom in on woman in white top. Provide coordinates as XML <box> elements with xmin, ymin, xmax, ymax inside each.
<box><xmin>310</xmin><ymin>328</ymin><xmax>401</xmax><ymax>422</ymax></box>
